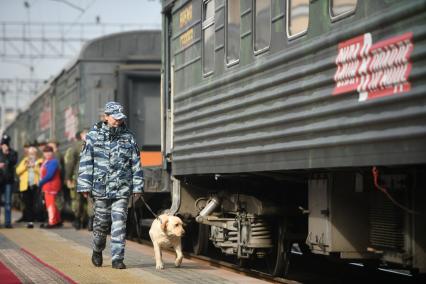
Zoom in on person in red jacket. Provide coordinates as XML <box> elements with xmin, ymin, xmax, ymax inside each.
<box><xmin>38</xmin><ymin>146</ymin><xmax>62</xmax><ymax>228</ymax></box>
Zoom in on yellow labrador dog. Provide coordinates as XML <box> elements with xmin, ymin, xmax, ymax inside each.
<box><xmin>149</xmin><ymin>214</ymin><xmax>185</xmax><ymax>269</ymax></box>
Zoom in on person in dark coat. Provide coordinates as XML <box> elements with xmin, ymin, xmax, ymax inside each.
<box><xmin>0</xmin><ymin>134</ymin><xmax>18</xmax><ymax>228</ymax></box>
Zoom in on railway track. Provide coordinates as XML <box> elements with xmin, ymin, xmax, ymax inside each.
<box><xmin>129</xmin><ymin>235</ymin><xmax>418</xmax><ymax>284</ymax></box>
<box><xmin>131</xmin><ymin>237</ymin><xmax>299</xmax><ymax>283</ymax></box>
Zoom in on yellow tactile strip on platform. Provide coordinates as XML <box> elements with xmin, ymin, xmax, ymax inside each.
<box><xmin>1</xmin><ymin>228</ymin><xmax>173</xmax><ymax>284</ymax></box>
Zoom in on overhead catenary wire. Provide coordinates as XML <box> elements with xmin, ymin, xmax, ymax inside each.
<box><xmin>48</xmin><ymin>0</ymin><xmax>85</xmax><ymax>12</ymax></box>
<box><xmin>63</xmin><ymin>0</ymin><xmax>97</xmax><ymax>35</ymax></box>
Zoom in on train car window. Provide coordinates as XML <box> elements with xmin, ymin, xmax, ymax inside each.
<box><xmin>287</xmin><ymin>0</ymin><xmax>309</xmax><ymax>39</ymax></box>
<box><xmin>254</xmin><ymin>0</ymin><xmax>271</xmax><ymax>54</ymax></box>
<box><xmin>226</xmin><ymin>0</ymin><xmax>240</xmax><ymax>66</ymax></box>
<box><xmin>203</xmin><ymin>0</ymin><xmax>215</xmax><ymax>76</ymax></box>
<box><xmin>330</xmin><ymin>0</ymin><xmax>357</xmax><ymax>20</ymax></box>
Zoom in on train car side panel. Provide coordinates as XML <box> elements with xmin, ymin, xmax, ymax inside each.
<box><xmin>170</xmin><ymin>0</ymin><xmax>426</xmax><ymax>175</ymax></box>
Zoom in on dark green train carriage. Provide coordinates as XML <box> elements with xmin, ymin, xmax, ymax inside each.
<box><xmin>161</xmin><ymin>0</ymin><xmax>426</xmax><ymax>276</ymax></box>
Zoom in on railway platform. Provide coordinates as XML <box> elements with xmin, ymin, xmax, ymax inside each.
<box><xmin>0</xmin><ymin>222</ymin><xmax>271</xmax><ymax>284</ymax></box>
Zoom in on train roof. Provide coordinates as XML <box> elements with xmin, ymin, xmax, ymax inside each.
<box><xmin>77</xmin><ymin>29</ymin><xmax>161</xmax><ymax>61</ymax></box>
<box><xmin>63</xmin><ymin>29</ymin><xmax>161</xmax><ymax>70</ymax></box>
<box><xmin>14</xmin><ymin>30</ymin><xmax>161</xmax><ymax>120</ymax></box>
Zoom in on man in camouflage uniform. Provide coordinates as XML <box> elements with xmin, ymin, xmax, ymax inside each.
<box><xmin>64</xmin><ymin>129</ymin><xmax>89</xmax><ymax>229</ymax></box>
<box><xmin>77</xmin><ymin>102</ymin><xmax>144</xmax><ymax>269</ymax></box>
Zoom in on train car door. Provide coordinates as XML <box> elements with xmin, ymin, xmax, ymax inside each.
<box><xmin>116</xmin><ymin>67</ymin><xmax>161</xmax><ymax>167</ymax></box>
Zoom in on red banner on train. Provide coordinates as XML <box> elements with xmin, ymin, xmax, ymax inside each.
<box><xmin>64</xmin><ymin>106</ymin><xmax>78</xmax><ymax>141</ymax></box>
<box><xmin>333</xmin><ymin>32</ymin><xmax>413</xmax><ymax>101</ymax></box>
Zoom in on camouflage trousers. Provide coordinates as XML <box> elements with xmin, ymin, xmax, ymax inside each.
<box><xmin>92</xmin><ymin>198</ymin><xmax>129</xmax><ymax>261</ymax></box>
<box><xmin>70</xmin><ymin>187</ymin><xmax>88</xmax><ymax>223</ymax></box>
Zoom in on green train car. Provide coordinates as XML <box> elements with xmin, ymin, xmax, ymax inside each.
<box><xmin>4</xmin><ymin>30</ymin><xmax>170</xmax><ymax>220</ymax></box>
<box><xmin>161</xmin><ymin>0</ymin><xmax>426</xmax><ymax>276</ymax></box>
<box><xmin>6</xmin><ymin>31</ymin><xmax>162</xmax><ymax>156</ymax></box>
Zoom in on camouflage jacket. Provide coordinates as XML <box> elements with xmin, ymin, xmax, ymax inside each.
<box><xmin>77</xmin><ymin>122</ymin><xmax>144</xmax><ymax>199</ymax></box>
<box><xmin>64</xmin><ymin>140</ymin><xmax>83</xmax><ymax>182</ymax></box>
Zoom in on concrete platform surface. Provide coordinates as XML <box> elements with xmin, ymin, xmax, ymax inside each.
<box><xmin>0</xmin><ymin>223</ymin><xmax>270</xmax><ymax>284</ymax></box>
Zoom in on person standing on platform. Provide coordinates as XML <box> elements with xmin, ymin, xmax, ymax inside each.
<box><xmin>47</xmin><ymin>139</ymin><xmax>64</xmax><ymax>171</ymax></box>
<box><xmin>78</xmin><ymin>102</ymin><xmax>144</xmax><ymax>269</ymax></box>
<box><xmin>64</xmin><ymin>129</ymin><xmax>89</xmax><ymax>230</ymax></box>
<box><xmin>0</xmin><ymin>134</ymin><xmax>18</xmax><ymax>228</ymax></box>
<box><xmin>16</xmin><ymin>146</ymin><xmax>43</xmax><ymax>228</ymax></box>
<box><xmin>39</xmin><ymin>146</ymin><xmax>62</xmax><ymax>228</ymax></box>
<box><xmin>47</xmin><ymin>138</ymin><xmax>66</xmax><ymax>216</ymax></box>
<box><xmin>15</xmin><ymin>142</ymin><xmax>30</xmax><ymax>223</ymax></box>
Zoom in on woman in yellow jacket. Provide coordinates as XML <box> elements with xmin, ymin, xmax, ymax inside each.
<box><xmin>16</xmin><ymin>146</ymin><xmax>43</xmax><ymax>228</ymax></box>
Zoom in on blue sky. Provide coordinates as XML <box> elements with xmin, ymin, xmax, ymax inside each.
<box><xmin>0</xmin><ymin>0</ymin><xmax>162</xmax><ymax>108</ymax></box>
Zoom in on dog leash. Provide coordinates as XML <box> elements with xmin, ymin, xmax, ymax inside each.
<box><xmin>138</xmin><ymin>195</ymin><xmax>161</xmax><ymax>223</ymax></box>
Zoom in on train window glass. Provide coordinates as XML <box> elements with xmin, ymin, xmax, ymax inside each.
<box><xmin>203</xmin><ymin>0</ymin><xmax>215</xmax><ymax>75</ymax></box>
<box><xmin>330</xmin><ymin>0</ymin><xmax>357</xmax><ymax>19</ymax></box>
<box><xmin>287</xmin><ymin>0</ymin><xmax>309</xmax><ymax>39</ymax></box>
<box><xmin>226</xmin><ymin>0</ymin><xmax>240</xmax><ymax>65</ymax></box>
<box><xmin>254</xmin><ymin>0</ymin><xmax>271</xmax><ymax>53</ymax></box>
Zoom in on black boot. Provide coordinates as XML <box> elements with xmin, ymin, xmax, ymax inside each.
<box><xmin>112</xmin><ymin>260</ymin><xmax>126</xmax><ymax>269</ymax></box>
<box><xmin>91</xmin><ymin>251</ymin><xmax>103</xmax><ymax>267</ymax></box>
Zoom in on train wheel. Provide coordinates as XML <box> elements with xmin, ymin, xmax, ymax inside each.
<box><xmin>266</xmin><ymin>220</ymin><xmax>291</xmax><ymax>277</ymax></box>
<box><xmin>238</xmin><ymin>257</ymin><xmax>250</xmax><ymax>269</ymax></box>
<box><xmin>191</xmin><ymin>222</ymin><xmax>209</xmax><ymax>255</ymax></box>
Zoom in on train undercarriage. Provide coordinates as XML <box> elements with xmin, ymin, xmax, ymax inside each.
<box><xmin>193</xmin><ymin>192</ymin><xmax>293</xmax><ymax>276</ymax></box>
<box><xmin>156</xmin><ymin>166</ymin><xmax>426</xmax><ymax>277</ymax></box>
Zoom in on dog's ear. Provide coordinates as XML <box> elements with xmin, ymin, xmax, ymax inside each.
<box><xmin>160</xmin><ymin>216</ymin><xmax>168</xmax><ymax>231</ymax></box>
